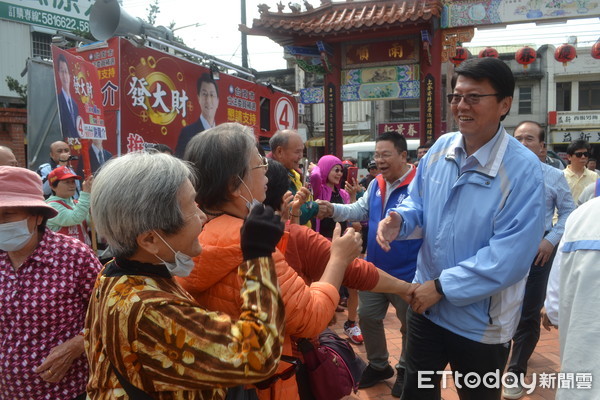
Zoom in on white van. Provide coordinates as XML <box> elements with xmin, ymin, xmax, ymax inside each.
<box><xmin>343</xmin><ymin>139</ymin><xmax>420</xmax><ymax>181</ymax></box>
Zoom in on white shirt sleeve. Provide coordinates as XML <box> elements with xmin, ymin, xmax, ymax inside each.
<box><xmin>544</xmin><ymin>239</ymin><xmax>563</xmax><ymax>326</ymax></box>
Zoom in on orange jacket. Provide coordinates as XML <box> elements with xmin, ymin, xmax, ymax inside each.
<box><xmin>283</xmin><ymin>223</ymin><xmax>379</xmax><ymax>290</ymax></box>
<box><xmin>178</xmin><ymin>214</ymin><xmax>339</xmax><ymax>400</ymax></box>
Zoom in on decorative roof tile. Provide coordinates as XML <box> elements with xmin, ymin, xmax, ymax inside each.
<box><xmin>242</xmin><ymin>0</ymin><xmax>442</xmax><ymax>45</ymax></box>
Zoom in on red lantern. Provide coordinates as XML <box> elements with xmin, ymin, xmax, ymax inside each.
<box><xmin>591</xmin><ymin>40</ymin><xmax>600</xmax><ymax>60</ymax></box>
<box><xmin>555</xmin><ymin>44</ymin><xmax>577</xmax><ymax>68</ymax></box>
<box><xmin>450</xmin><ymin>46</ymin><xmax>470</xmax><ymax>66</ymax></box>
<box><xmin>479</xmin><ymin>47</ymin><xmax>499</xmax><ymax>58</ymax></box>
<box><xmin>515</xmin><ymin>46</ymin><xmax>537</xmax><ymax>69</ymax></box>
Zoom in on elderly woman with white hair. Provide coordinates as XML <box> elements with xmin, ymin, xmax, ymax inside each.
<box><xmin>85</xmin><ymin>151</ymin><xmax>286</xmax><ymax>399</ymax></box>
<box><xmin>178</xmin><ymin>123</ymin><xmax>363</xmax><ymax>400</ymax></box>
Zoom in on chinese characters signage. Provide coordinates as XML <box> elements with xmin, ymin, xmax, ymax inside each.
<box><xmin>424</xmin><ymin>74</ymin><xmax>435</xmax><ymax>143</ymax></box>
<box><xmin>344</xmin><ymin>39</ymin><xmax>418</xmax><ymax>67</ymax></box>
<box><xmin>554</xmin><ymin>111</ymin><xmax>600</xmax><ymax>127</ymax></box>
<box><xmin>551</xmin><ymin>130</ymin><xmax>600</xmax><ymax>144</ymax></box>
<box><xmin>325</xmin><ymin>83</ymin><xmax>337</xmax><ymax>155</ymax></box>
<box><xmin>0</xmin><ymin>0</ymin><xmax>93</xmax><ymax>32</ymax></box>
<box><xmin>378</xmin><ymin>122</ymin><xmax>420</xmax><ymax>139</ymax></box>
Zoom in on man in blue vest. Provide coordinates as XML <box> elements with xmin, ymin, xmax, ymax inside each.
<box><xmin>317</xmin><ymin>131</ymin><xmax>421</xmax><ymax>398</ymax></box>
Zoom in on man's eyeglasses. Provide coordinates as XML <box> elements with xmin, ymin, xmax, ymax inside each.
<box><xmin>251</xmin><ymin>156</ymin><xmax>269</xmax><ymax>171</ymax></box>
<box><xmin>254</xmin><ymin>356</ymin><xmax>299</xmax><ymax>390</ymax></box>
<box><xmin>447</xmin><ymin>93</ymin><xmax>499</xmax><ymax>105</ymax></box>
<box><xmin>373</xmin><ymin>153</ymin><xmax>393</xmax><ymax>160</ymax></box>
<box><xmin>573</xmin><ymin>151</ymin><xmax>590</xmax><ymax>158</ymax></box>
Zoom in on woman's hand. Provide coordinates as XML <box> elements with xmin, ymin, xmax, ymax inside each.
<box><xmin>344</xmin><ymin>178</ymin><xmax>361</xmax><ymax>203</ymax></box>
<box><xmin>292</xmin><ymin>187</ymin><xmax>310</xmax><ymax>208</ymax></box>
<box><xmin>288</xmin><ymin>187</ymin><xmax>310</xmax><ymax>224</ymax></box>
<box><xmin>82</xmin><ymin>176</ymin><xmax>94</xmax><ymax>193</ymax></box>
<box><xmin>330</xmin><ymin>223</ymin><xmax>362</xmax><ymax>266</ymax></box>
<box><xmin>280</xmin><ymin>191</ymin><xmax>294</xmax><ymax>221</ymax></box>
<box><xmin>35</xmin><ymin>335</ymin><xmax>84</xmax><ymax>383</ymax></box>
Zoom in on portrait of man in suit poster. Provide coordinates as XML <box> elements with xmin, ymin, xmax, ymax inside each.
<box><xmin>175</xmin><ymin>72</ymin><xmax>220</xmax><ymax>157</ymax></box>
<box><xmin>52</xmin><ymin>46</ymin><xmax>107</xmax><ymax>177</ymax></box>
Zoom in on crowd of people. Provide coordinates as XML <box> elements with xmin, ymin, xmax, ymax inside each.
<box><xmin>1</xmin><ymin>56</ymin><xmax>599</xmax><ymax>400</ymax></box>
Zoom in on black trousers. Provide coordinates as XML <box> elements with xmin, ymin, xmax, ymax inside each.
<box><xmin>507</xmin><ymin>244</ymin><xmax>558</xmax><ymax>376</ymax></box>
<box><xmin>401</xmin><ymin>308</ymin><xmax>510</xmax><ymax>400</ymax></box>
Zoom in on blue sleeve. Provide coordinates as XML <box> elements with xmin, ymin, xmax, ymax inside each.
<box><xmin>391</xmin><ymin>163</ymin><xmax>425</xmax><ymax>238</ymax></box>
<box><xmin>440</xmin><ymin>165</ymin><xmax>546</xmax><ymax>306</ymax></box>
<box><xmin>332</xmin><ymin>179</ymin><xmax>371</xmax><ymax>222</ymax></box>
<box><xmin>546</xmin><ymin>174</ymin><xmax>576</xmax><ymax>246</ymax></box>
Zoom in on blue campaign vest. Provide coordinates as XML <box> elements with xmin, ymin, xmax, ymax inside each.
<box><xmin>366</xmin><ymin>171</ymin><xmax>421</xmax><ymax>282</ymax></box>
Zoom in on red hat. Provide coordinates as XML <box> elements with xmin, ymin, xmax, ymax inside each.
<box><xmin>342</xmin><ymin>160</ymin><xmax>354</xmax><ymax>166</ymax></box>
<box><xmin>48</xmin><ymin>166</ymin><xmax>82</xmax><ymax>186</ymax></box>
<box><xmin>0</xmin><ymin>166</ymin><xmax>58</xmax><ymax>217</ymax></box>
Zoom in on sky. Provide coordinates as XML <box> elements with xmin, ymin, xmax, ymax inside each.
<box><xmin>121</xmin><ymin>0</ymin><xmax>289</xmax><ymax>71</ymax></box>
<box><xmin>120</xmin><ymin>0</ymin><xmax>600</xmax><ymax>72</ymax></box>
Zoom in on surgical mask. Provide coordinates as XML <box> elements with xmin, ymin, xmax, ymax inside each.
<box><xmin>238</xmin><ymin>176</ymin><xmax>261</xmax><ymax>213</ymax></box>
<box><xmin>0</xmin><ymin>219</ymin><xmax>34</xmax><ymax>252</ymax></box>
<box><xmin>153</xmin><ymin>231</ymin><xmax>196</xmax><ymax>277</ymax></box>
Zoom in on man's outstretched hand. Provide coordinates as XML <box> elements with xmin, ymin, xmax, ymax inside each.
<box><xmin>376</xmin><ymin>211</ymin><xmax>403</xmax><ymax>252</ymax></box>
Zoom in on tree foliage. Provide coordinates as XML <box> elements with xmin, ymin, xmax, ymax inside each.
<box><xmin>146</xmin><ymin>0</ymin><xmax>160</xmax><ymax>25</ymax></box>
<box><xmin>5</xmin><ymin>76</ymin><xmax>27</xmax><ymax>103</ymax></box>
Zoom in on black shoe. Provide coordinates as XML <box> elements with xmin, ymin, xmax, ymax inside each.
<box><xmin>391</xmin><ymin>367</ymin><xmax>405</xmax><ymax>398</ymax></box>
<box><xmin>358</xmin><ymin>364</ymin><xmax>395</xmax><ymax>389</ymax></box>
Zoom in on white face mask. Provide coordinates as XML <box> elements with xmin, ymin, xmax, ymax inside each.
<box><xmin>153</xmin><ymin>231</ymin><xmax>196</xmax><ymax>277</ymax></box>
<box><xmin>238</xmin><ymin>176</ymin><xmax>261</xmax><ymax>213</ymax></box>
<box><xmin>0</xmin><ymin>218</ymin><xmax>35</xmax><ymax>252</ymax></box>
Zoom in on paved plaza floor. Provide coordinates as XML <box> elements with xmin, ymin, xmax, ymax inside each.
<box><xmin>331</xmin><ymin>304</ymin><xmax>560</xmax><ymax>400</ymax></box>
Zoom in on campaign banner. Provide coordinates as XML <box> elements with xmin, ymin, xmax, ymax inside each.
<box><xmin>118</xmin><ymin>38</ymin><xmax>296</xmax><ymax>157</ymax></box>
<box><xmin>52</xmin><ymin>46</ymin><xmax>107</xmax><ymax>143</ymax></box>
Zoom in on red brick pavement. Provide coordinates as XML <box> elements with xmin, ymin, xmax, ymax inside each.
<box><xmin>331</xmin><ymin>305</ymin><xmax>560</xmax><ymax>400</ymax></box>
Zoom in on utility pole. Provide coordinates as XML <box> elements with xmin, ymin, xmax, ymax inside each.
<box><xmin>241</xmin><ymin>0</ymin><xmax>248</xmax><ymax>68</ymax></box>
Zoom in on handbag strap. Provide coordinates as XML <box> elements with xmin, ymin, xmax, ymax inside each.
<box><xmin>297</xmin><ymin>338</ymin><xmax>315</xmax><ymax>354</ymax></box>
<box><xmin>109</xmin><ymin>358</ymin><xmax>154</xmax><ymax>400</ymax></box>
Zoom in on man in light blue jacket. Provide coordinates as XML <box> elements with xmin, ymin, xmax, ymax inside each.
<box><xmin>377</xmin><ymin>57</ymin><xmax>545</xmax><ymax>400</ymax></box>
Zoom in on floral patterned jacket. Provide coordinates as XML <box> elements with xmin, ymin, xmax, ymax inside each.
<box><xmin>85</xmin><ymin>256</ymin><xmax>285</xmax><ymax>400</ymax></box>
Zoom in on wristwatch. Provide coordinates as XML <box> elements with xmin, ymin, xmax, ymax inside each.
<box><xmin>433</xmin><ymin>278</ymin><xmax>444</xmax><ymax>296</ymax></box>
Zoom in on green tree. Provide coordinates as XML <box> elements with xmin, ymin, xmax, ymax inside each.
<box><xmin>146</xmin><ymin>0</ymin><xmax>160</xmax><ymax>25</ymax></box>
<box><xmin>5</xmin><ymin>76</ymin><xmax>27</xmax><ymax>104</ymax></box>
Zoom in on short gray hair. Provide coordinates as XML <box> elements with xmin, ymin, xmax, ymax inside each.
<box><xmin>184</xmin><ymin>122</ymin><xmax>256</xmax><ymax>209</ymax></box>
<box><xmin>91</xmin><ymin>152</ymin><xmax>195</xmax><ymax>258</ymax></box>
<box><xmin>269</xmin><ymin>129</ymin><xmax>297</xmax><ymax>153</ymax></box>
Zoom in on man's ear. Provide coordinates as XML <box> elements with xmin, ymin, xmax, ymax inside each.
<box><xmin>500</xmin><ymin>96</ymin><xmax>513</xmax><ymax>117</ymax></box>
<box><xmin>136</xmin><ymin>231</ymin><xmax>161</xmax><ymax>255</ymax></box>
<box><xmin>273</xmin><ymin>146</ymin><xmax>284</xmax><ymax>159</ymax></box>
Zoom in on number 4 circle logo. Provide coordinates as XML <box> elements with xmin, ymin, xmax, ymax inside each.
<box><xmin>275</xmin><ymin>98</ymin><xmax>296</xmax><ymax>131</ymax></box>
